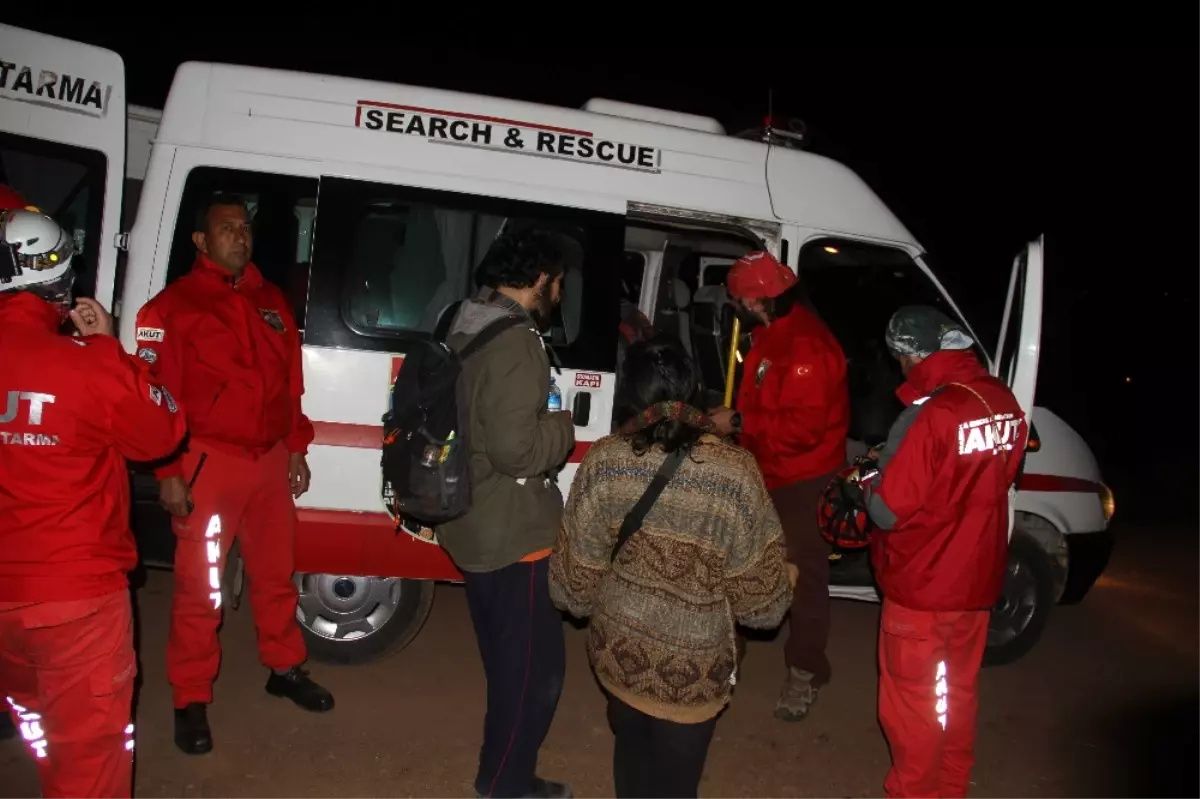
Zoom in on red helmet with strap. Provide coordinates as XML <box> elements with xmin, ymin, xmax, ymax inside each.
<box><xmin>817</xmin><ymin>461</ymin><xmax>878</xmax><ymax>550</ymax></box>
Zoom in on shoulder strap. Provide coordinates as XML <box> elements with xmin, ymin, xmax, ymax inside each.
<box><xmin>946</xmin><ymin>381</ymin><xmax>1023</xmax><ymax>474</ymax></box>
<box><xmin>610</xmin><ymin>448</ymin><xmax>688</xmax><ymax>563</ymax></box>
<box><xmin>433</xmin><ymin>300</ymin><xmax>463</xmax><ymax>343</ymax></box>
<box><xmin>947</xmin><ymin>381</ymin><xmax>994</xmax><ymax>417</ymax></box>
<box><xmin>457</xmin><ymin>314</ymin><xmax>529</xmax><ymax>361</ymax></box>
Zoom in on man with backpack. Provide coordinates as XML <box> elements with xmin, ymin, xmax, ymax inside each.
<box><xmin>437</xmin><ymin>228</ymin><xmax>576</xmax><ymax>799</ymax></box>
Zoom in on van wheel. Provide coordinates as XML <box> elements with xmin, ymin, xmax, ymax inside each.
<box><xmin>983</xmin><ymin>534</ymin><xmax>1054</xmax><ymax>667</ymax></box>
<box><xmin>294</xmin><ymin>574</ymin><xmax>435</xmax><ymax>665</ymax></box>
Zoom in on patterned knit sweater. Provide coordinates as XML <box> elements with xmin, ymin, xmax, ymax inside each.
<box><xmin>549</xmin><ymin>433</ymin><xmax>792</xmax><ymax>723</ymax></box>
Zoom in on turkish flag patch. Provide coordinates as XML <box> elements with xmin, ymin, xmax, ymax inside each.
<box><xmin>796</xmin><ymin>364</ymin><xmax>813</xmax><ymax>377</ymax></box>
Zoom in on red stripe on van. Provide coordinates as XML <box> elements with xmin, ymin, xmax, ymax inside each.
<box><xmin>309</xmin><ymin>423</ymin><xmax>1092</xmax><ymax>489</ymax></box>
<box><xmin>355</xmin><ymin>100</ymin><xmax>593</xmax><ymax>137</ymax></box>
<box><xmin>311</xmin><ymin>422</ymin><xmax>593</xmax><ymax>463</ymax></box>
<box><xmin>294</xmin><ymin>508</ymin><xmax>463</xmax><ymax>582</ymax></box>
<box><xmin>1016</xmin><ymin>474</ymin><xmax>1102</xmax><ymax>493</ymax></box>
<box><xmin>311</xmin><ymin>422</ymin><xmax>381</xmax><ymax>449</ymax></box>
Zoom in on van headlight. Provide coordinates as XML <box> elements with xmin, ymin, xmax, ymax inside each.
<box><xmin>1098</xmin><ymin>483</ymin><xmax>1115</xmax><ymax>522</ymax></box>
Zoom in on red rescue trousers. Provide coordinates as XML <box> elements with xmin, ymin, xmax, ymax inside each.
<box><xmin>0</xmin><ymin>591</ymin><xmax>136</xmax><ymax>798</ymax></box>
<box><xmin>167</xmin><ymin>441</ymin><xmax>306</xmax><ymax>708</ymax></box>
<box><xmin>878</xmin><ymin>599</ymin><xmax>990</xmax><ymax>798</ymax></box>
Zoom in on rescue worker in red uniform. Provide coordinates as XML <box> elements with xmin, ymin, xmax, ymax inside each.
<box><xmin>708</xmin><ymin>251</ymin><xmax>850</xmax><ymax>722</ymax></box>
<box><xmin>0</xmin><ymin>208</ymin><xmax>187</xmax><ymax>797</ymax></box>
<box><xmin>860</xmin><ymin>306</ymin><xmax>1027</xmax><ymax>798</ymax></box>
<box><xmin>134</xmin><ymin>192</ymin><xmax>333</xmax><ymax>756</ymax></box>
<box><xmin>0</xmin><ymin>183</ymin><xmax>28</xmax><ymax>746</ymax></box>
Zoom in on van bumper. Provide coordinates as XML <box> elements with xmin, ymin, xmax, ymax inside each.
<box><xmin>1060</xmin><ymin>529</ymin><xmax>1114</xmax><ymax>604</ymax></box>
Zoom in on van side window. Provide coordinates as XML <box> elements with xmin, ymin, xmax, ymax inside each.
<box><xmin>0</xmin><ymin>131</ymin><xmax>106</xmax><ymax>302</ymax></box>
<box><xmin>165</xmin><ymin>167</ymin><xmax>318</xmax><ymax>328</ymax></box>
<box><xmin>798</xmin><ymin>237</ymin><xmax>958</xmax><ymax>443</ymax></box>
<box><xmin>305</xmin><ymin>176</ymin><xmax>624</xmax><ymax>374</ymax></box>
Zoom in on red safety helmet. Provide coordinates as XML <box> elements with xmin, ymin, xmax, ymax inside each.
<box><xmin>817</xmin><ymin>463</ymin><xmax>878</xmax><ymax>550</ymax></box>
<box><xmin>726</xmin><ymin>250</ymin><xmax>798</xmax><ymax>301</ymax></box>
<box><xmin>0</xmin><ymin>185</ymin><xmax>29</xmax><ymax>211</ymax></box>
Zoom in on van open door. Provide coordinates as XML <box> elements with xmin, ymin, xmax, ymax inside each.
<box><xmin>0</xmin><ymin>24</ymin><xmax>126</xmax><ymax>309</ymax></box>
<box><xmin>993</xmin><ymin>235</ymin><xmax>1045</xmax><ymax>416</ymax></box>
<box><xmin>992</xmin><ymin>235</ymin><xmax>1044</xmax><ymax>545</ymax></box>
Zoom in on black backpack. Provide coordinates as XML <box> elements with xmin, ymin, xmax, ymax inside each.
<box><xmin>381</xmin><ymin>303</ymin><xmax>526</xmax><ymax>531</ymax></box>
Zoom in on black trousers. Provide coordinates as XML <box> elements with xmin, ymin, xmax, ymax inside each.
<box><xmin>607</xmin><ymin>695</ymin><xmax>718</xmax><ymax>798</ymax></box>
<box><xmin>463</xmin><ymin>558</ymin><xmax>566</xmax><ymax>798</ymax></box>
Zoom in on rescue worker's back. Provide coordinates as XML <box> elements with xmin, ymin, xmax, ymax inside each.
<box><xmin>0</xmin><ymin>206</ymin><xmax>186</xmax><ymax>799</ymax></box>
<box><xmin>861</xmin><ymin>305</ymin><xmax>1027</xmax><ymax>799</ymax></box>
<box><xmin>867</xmin><ymin>348</ymin><xmax>1026</xmax><ymax>611</ymax></box>
<box><xmin>0</xmin><ymin>291</ymin><xmax>187</xmax><ymax>601</ymax></box>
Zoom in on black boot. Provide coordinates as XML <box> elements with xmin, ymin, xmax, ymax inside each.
<box><xmin>173</xmin><ymin>703</ymin><xmax>213</xmax><ymax>755</ymax></box>
<box><xmin>265</xmin><ymin>667</ymin><xmax>334</xmax><ymax>712</ymax></box>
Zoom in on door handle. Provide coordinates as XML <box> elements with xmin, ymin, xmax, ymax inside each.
<box><xmin>572</xmin><ymin>391</ymin><xmax>591</xmax><ymax>427</ymax></box>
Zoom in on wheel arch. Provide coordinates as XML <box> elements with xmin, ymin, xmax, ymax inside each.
<box><xmin>1013</xmin><ymin>510</ymin><xmax>1068</xmax><ymax>604</ymax></box>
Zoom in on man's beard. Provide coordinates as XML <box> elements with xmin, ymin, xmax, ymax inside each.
<box><xmin>733</xmin><ymin>305</ymin><xmax>765</xmax><ymax>331</ymax></box>
<box><xmin>530</xmin><ymin>286</ymin><xmax>557</xmax><ymax>332</ymax></box>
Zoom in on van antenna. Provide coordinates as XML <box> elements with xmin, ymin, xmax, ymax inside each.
<box><xmin>764</xmin><ymin>87</ymin><xmax>781</xmax><ymax>220</ymax></box>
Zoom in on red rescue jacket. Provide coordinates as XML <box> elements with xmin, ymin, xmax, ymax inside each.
<box><xmin>866</xmin><ymin>350</ymin><xmax>1028</xmax><ymax>611</ymax></box>
<box><xmin>134</xmin><ymin>256</ymin><xmax>314</xmax><ymax>479</ymax></box>
<box><xmin>0</xmin><ymin>292</ymin><xmax>187</xmax><ymax>601</ymax></box>
<box><xmin>736</xmin><ymin>305</ymin><xmax>850</xmax><ymax>489</ymax></box>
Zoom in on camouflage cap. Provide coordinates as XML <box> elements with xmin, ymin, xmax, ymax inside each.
<box><xmin>885</xmin><ymin>305</ymin><xmax>975</xmax><ymax>357</ymax></box>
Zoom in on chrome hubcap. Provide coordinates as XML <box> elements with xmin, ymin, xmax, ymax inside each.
<box><xmin>294</xmin><ymin>574</ymin><xmax>402</xmax><ymax>641</ymax></box>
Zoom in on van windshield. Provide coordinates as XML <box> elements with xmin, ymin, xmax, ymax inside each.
<box><xmin>0</xmin><ymin>131</ymin><xmax>107</xmax><ymax>299</ymax></box>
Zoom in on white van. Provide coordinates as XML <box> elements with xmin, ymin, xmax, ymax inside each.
<box><xmin>0</xmin><ymin>24</ymin><xmax>1115</xmax><ymax>668</ymax></box>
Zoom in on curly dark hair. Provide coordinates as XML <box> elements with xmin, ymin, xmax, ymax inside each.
<box><xmin>475</xmin><ymin>227</ymin><xmax>566</xmax><ymax>290</ymax></box>
<box><xmin>617</xmin><ymin>336</ymin><xmax>708</xmax><ymax>456</ymax></box>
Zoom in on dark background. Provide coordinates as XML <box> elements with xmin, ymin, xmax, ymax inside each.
<box><xmin>10</xmin><ymin>20</ymin><xmax>1197</xmax><ymax>524</ymax></box>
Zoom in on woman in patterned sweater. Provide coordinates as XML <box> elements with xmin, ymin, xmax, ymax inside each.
<box><xmin>550</xmin><ymin>337</ymin><xmax>794</xmax><ymax>798</ymax></box>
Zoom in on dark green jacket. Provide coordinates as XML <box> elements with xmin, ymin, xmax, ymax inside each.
<box><xmin>436</xmin><ymin>292</ymin><xmax>575</xmax><ymax>572</ymax></box>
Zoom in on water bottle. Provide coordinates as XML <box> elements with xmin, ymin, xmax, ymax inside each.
<box><xmin>547</xmin><ymin>377</ymin><xmax>563</xmax><ymax>412</ymax></box>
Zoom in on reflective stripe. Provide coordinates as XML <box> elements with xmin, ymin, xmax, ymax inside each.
<box><xmin>205</xmin><ymin>515</ymin><xmax>222</xmax><ymax>609</ymax></box>
<box><xmin>7</xmin><ymin>696</ymin><xmax>48</xmax><ymax>759</ymax></box>
<box><xmin>935</xmin><ymin>660</ymin><xmax>948</xmax><ymax>730</ymax></box>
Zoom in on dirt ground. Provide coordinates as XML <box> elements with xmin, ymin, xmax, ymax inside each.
<box><xmin>3</xmin><ymin>524</ymin><xmax>1196</xmax><ymax>798</ymax></box>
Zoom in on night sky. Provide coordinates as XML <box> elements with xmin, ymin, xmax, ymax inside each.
<box><xmin>9</xmin><ymin>19</ymin><xmax>1197</xmax><ymax>521</ymax></box>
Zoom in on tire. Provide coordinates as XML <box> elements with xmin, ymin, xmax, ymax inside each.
<box><xmin>294</xmin><ymin>574</ymin><xmax>435</xmax><ymax>665</ymax></box>
<box><xmin>982</xmin><ymin>534</ymin><xmax>1055</xmax><ymax>667</ymax></box>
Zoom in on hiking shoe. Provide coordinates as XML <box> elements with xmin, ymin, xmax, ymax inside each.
<box><xmin>524</xmin><ymin>778</ymin><xmax>573</xmax><ymax>798</ymax></box>
<box><xmin>774</xmin><ymin>666</ymin><xmax>818</xmax><ymax>721</ymax></box>
<box><xmin>475</xmin><ymin>777</ymin><xmax>573</xmax><ymax>798</ymax></box>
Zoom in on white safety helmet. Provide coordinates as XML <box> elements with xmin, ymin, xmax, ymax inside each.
<box><xmin>0</xmin><ymin>208</ymin><xmax>76</xmax><ymax>307</ymax></box>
